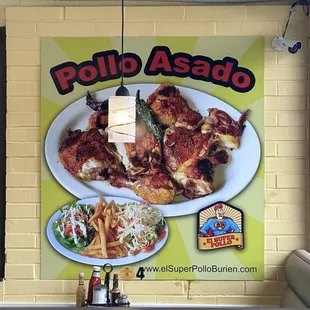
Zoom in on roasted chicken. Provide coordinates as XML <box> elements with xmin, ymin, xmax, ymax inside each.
<box><xmin>147</xmin><ymin>83</ymin><xmax>203</xmax><ymax>130</ymax></box>
<box><xmin>58</xmin><ymin>86</ymin><xmax>249</xmax><ymax>205</ymax></box>
<box><xmin>84</xmin><ymin>93</ymin><xmax>176</xmax><ymax>204</ymax></box>
<box><xmin>110</xmin><ymin>170</ymin><xmax>177</xmax><ymax>205</ymax></box>
<box><xmin>87</xmin><ymin>111</ymin><xmax>108</xmax><ymax>130</ymax></box>
<box><xmin>115</xmin><ymin>120</ymin><xmax>178</xmax><ymax>204</ymax></box>
<box><xmin>124</xmin><ymin>120</ymin><xmax>162</xmax><ymax>178</ymax></box>
<box><xmin>86</xmin><ymin>92</ymin><xmax>163</xmax><ymax>178</ymax></box>
<box><xmin>59</xmin><ymin>128</ymin><xmax>123</xmax><ymax>180</ymax></box>
<box><xmin>201</xmin><ymin>108</ymin><xmax>250</xmax><ymax>149</ymax></box>
<box><xmin>86</xmin><ymin>91</ymin><xmax>109</xmax><ymax>130</ymax></box>
<box><xmin>163</xmin><ymin>126</ymin><xmax>228</xmax><ymax>199</ymax></box>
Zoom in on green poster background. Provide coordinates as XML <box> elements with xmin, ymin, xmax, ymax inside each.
<box><xmin>41</xmin><ymin>36</ymin><xmax>264</xmax><ymax>280</ymax></box>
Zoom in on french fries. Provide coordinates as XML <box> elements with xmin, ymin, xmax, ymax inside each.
<box><xmin>111</xmin><ymin>219</ymin><xmax>117</xmax><ymax>229</ymax></box>
<box><xmin>85</xmin><ymin>241</ymin><xmax>121</xmax><ymax>251</ymax></box>
<box><xmin>89</xmin><ymin>237</ymin><xmax>96</xmax><ymax>247</ymax></box>
<box><xmin>88</xmin><ymin>212</ymin><xmax>101</xmax><ymax>224</ymax></box>
<box><xmin>98</xmin><ymin>218</ymin><xmax>107</xmax><ymax>258</ymax></box>
<box><xmin>79</xmin><ymin>195</ymin><xmax>127</xmax><ymax>260</ymax></box>
<box><xmin>104</xmin><ymin>209</ymin><xmax>111</xmax><ymax>237</ymax></box>
<box><xmin>90</xmin><ymin>221</ymin><xmax>98</xmax><ymax>231</ymax></box>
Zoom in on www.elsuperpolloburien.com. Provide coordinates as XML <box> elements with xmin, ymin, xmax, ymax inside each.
<box><xmin>142</xmin><ymin>265</ymin><xmax>258</xmax><ymax>274</ymax></box>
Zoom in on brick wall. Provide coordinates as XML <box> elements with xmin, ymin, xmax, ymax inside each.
<box><xmin>1</xmin><ymin>1</ymin><xmax>309</xmax><ymax>306</ymax></box>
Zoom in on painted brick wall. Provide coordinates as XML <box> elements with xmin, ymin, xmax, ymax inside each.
<box><xmin>1</xmin><ymin>1</ymin><xmax>309</xmax><ymax>306</ymax></box>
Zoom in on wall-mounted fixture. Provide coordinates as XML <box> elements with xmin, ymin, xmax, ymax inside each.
<box><xmin>107</xmin><ymin>0</ymin><xmax>136</xmax><ymax>143</ymax></box>
<box><xmin>272</xmin><ymin>0</ymin><xmax>309</xmax><ymax>54</ymax></box>
<box><xmin>272</xmin><ymin>36</ymin><xmax>302</xmax><ymax>54</ymax></box>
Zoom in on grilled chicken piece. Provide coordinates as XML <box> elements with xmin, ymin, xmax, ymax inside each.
<box><xmin>201</xmin><ymin>108</ymin><xmax>250</xmax><ymax>149</ymax></box>
<box><xmin>86</xmin><ymin>92</ymin><xmax>109</xmax><ymax>130</ymax></box>
<box><xmin>147</xmin><ymin>83</ymin><xmax>203</xmax><ymax>130</ymax></box>
<box><xmin>87</xmin><ymin>111</ymin><xmax>108</xmax><ymax>130</ymax></box>
<box><xmin>86</xmin><ymin>111</ymin><xmax>176</xmax><ymax>204</ymax></box>
<box><xmin>59</xmin><ymin>128</ymin><xmax>123</xmax><ymax>180</ymax></box>
<box><xmin>163</xmin><ymin>126</ymin><xmax>228</xmax><ymax>199</ymax></box>
<box><xmin>110</xmin><ymin>170</ymin><xmax>177</xmax><ymax>205</ymax></box>
<box><xmin>87</xmin><ymin>111</ymin><xmax>163</xmax><ymax>178</ymax></box>
<box><xmin>124</xmin><ymin>121</ymin><xmax>162</xmax><ymax>178</ymax></box>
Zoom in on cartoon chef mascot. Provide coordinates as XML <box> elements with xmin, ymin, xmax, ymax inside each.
<box><xmin>199</xmin><ymin>204</ymin><xmax>240</xmax><ymax>237</ymax></box>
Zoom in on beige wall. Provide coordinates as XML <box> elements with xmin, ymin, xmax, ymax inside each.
<box><xmin>1</xmin><ymin>0</ymin><xmax>309</xmax><ymax>306</ymax></box>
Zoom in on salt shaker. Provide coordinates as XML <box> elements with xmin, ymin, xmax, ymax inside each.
<box><xmin>118</xmin><ymin>294</ymin><xmax>129</xmax><ymax>306</ymax></box>
<box><xmin>92</xmin><ymin>284</ymin><xmax>108</xmax><ymax>304</ymax></box>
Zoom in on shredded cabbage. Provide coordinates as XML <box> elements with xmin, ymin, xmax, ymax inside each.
<box><xmin>117</xmin><ymin>202</ymin><xmax>164</xmax><ymax>254</ymax></box>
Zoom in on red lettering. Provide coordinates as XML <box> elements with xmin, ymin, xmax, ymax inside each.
<box><xmin>53</xmin><ymin>66</ymin><xmax>76</xmax><ymax>91</ymax></box>
<box><xmin>108</xmin><ymin>54</ymin><xmax>118</xmax><ymax>75</ymax></box>
<box><xmin>232</xmin><ymin>72</ymin><xmax>251</xmax><ymax>89</ymax></box>
<box><xmin>212</xmin><ymin>62</ymin><xmax>234</xmax><ymax>82</ymax></box>
<box><xmin>96</xmin><ymin>56</ymin><xmax>108</xmax><ymax>77</ymax></box>
<box><xmin>192</xmin><ymin>60</ymin><xmax>211</xmax><ymax>77</ymax></box>
<box><xmin>173</xmin><ymin>57</ymin><xmax>190</xmax><ymax>74</ymax></box>
<box><xmin>119</xmin><ymin>57</ymin><xmax>138</xmax><ymax>74</ymax></box>
<box><xmin>148</xmin><ymin>50</ymin><xmax>172</xmax><ymax>72</ymax></box>
<box><xmin>78</xmin><ymin>65</ymin><xmax>97</xmax><ymax>82</ymax></box>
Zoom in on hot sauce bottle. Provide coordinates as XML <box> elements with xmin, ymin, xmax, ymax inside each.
<box><xmin>111</xmin><ymin>274</ymin><xmax>121</xmax><ymax>304</ymax></box>
<box><xmin>87</xmin><ymin>266</ymin><xmax>101</xmax><ymax>304</ymax></box>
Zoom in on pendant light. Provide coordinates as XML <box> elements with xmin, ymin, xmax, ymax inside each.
<box><xmin>107</xmin><ymin>0</ymin><xmax>136</xmax><ymax>143</ymax></box>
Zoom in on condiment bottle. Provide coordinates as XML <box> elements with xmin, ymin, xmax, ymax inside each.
<box><xmin>118</xmin><ymin>294</ymin><xmax>129</xmax><ymax>306</ymax></box>
<box><xmin>111</xmin><ymin>273</ymin><xmax>121</xmax><ymax>304</ymax></box>
<box><xmin>92</xmin><ymin>284</ymin><xmax>108</xmax><ymax>304</ymax></box>
<box><xmin>87</xmin><ymin>266</ymin><xmax>101</xmax><ymax>304</ymax></box>
<box><xmin>76</xmin><ymin>272</ymin><xmax>86</xmax><ymax>307</ymax></box>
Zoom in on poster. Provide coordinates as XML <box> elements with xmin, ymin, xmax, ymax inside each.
<box><xmin>41</xmin><ymin>36</ymin><xmax>264</xmax><ymax>280</ymax></box>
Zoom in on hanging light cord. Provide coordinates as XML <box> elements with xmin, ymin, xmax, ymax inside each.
<box><xmin>106</xmin><ymin>0</ymin><xmax>135</xmax><ymax>141</ymax></box>
<box><xmin>121</xmin><ymin>0</ymin><xmax>125</xmax><ymax>87</ymax></box>
<box><xmin>282</xmin><ymin>0</ymin><xmax>309</xmax><ymax>37</ymax></box>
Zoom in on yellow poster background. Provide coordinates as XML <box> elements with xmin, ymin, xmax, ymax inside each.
<box><xmin>41</xmin><ymin>36</ymin><xmax>264</xmax><ymax>280</ymax></box>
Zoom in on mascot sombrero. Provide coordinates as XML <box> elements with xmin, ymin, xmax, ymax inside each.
<box><xmin>199</xmin><ymin>203</ymin><xmax>240</xmax><ymax>237</ymax></box>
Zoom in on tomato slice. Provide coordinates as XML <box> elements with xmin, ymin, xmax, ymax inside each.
<box><xmin>155</xmin><ymin>229</ymin><xmax>166</xmax><ymax>243</ymax></box>
<box><xmin>74</xmin><ymin>227</ymin><xmax>83</xmax><ymax>236</ymax></box>
<box><xmin>118</xmin><ymin>221</ymin><xmax>124</xmax><ymax>228</ymax></box>
<box><xmin>64</xmin><ymin>226</ymin><xmax>72</xmax><ymax>236</ymax></box>
<box><xmin>142</xmin><ymin>244</ymin><xmax>155</xmax><ymax>253</ymax></box>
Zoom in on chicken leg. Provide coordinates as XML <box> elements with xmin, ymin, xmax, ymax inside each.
<box><xmin>110</xmin><ymin>171</ymin><xmax>176</xmax><ymax>205</ymax></box>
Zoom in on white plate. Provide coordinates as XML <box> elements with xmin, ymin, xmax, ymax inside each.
<box><xmin>45</xmin><ymin>83</ymin><xmax>261</xmax><ymax>217</ymax></box>
<box><xmin>46</xmin><ymin>196</ymin><xmax>169</xmax><ymax>266</ymax></box>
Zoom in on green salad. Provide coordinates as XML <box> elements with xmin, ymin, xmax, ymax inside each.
<box><xmin>52</xmin><ymin>202</ymin><xmax>96</xmax><ymax>253</ymax></box>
